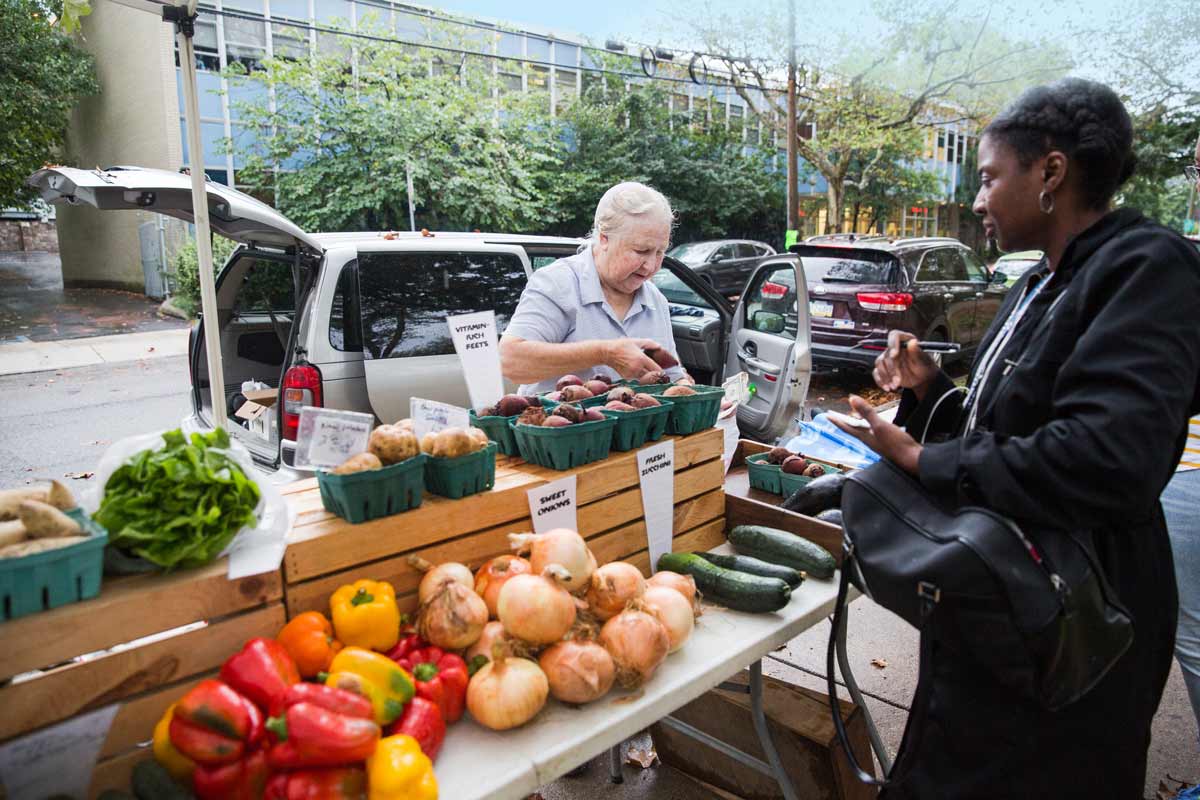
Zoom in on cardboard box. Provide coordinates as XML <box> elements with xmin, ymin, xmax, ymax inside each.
<box><xmin>242</xmin><ymin>387</ymin><xmax>278</xmax><ymax>407</ymax></box>
<box><xmin>235</xmin><ymin>401</ymin><xmax>274</xmax><ymax>440</ymax></box>
<box><xmin>650</xmin><ymin>669</ymin><xmax>877</xmax><ymax>800</ymax></box>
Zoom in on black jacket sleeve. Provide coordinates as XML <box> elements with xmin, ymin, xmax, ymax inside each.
<box><xmin>917</xmin><ymin>231</ymin><xmax>1200</xmax><ymax>530</ymax></box>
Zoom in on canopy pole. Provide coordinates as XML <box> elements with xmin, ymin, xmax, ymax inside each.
<box><xmin>169</xmin><ymin>2</ymin><xmax>227</xmax><ymax>428</ymax></box>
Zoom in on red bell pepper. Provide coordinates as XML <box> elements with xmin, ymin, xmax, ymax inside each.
<box><xmin>268</xmin><ymin>681</ymin><xmax>375</xmax><ymax>720</ymax></box>
<box><xmin>265</xmin><ymin>687</ymin><xmax>380</xmax><ymax>770</ymax></box>
<box><xmin>221</xmin><ymin>637</ymin><xmax>301</xmax><ymax>712</ymax></box>
<box><xmin>384</xmin><ymin>632</ymin><xmax>424</xmax><ymax>664</ymax></box>
<box><xmin>389</xmin><ymin>645</ymin><xmax>468</xmax><ymax>723</ymax></box>
<box><xmin>384</xmin><ymin>696</ymin><xmax>445</xmax><ymax>761</ymax></box>
<box><xmin>193</xmin><ymin>747</ymin><xmax>270</xmax><ymax>800</ymax></box>
<box><xmin>265</xmin><ymin>767</ymin><xmax>367</xmax><ymax>800</ymax></box>
<box><xmin>170</xmin><ymin>679</ymin><xmax>264</xmax><ymax>764</ymax></box>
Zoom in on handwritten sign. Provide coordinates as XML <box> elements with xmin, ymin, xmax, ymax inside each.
<box><xmin>294</xmin><ymin>407</ymin><xmax>374</xmax><ymax>470</ymax></box>
<box><xmin>636</xmin><ymin>440</ymin><xmax>675</xmax><ymax>572</ymax></box>
<box><xmin>717</xmin><ymin>412</ymin><xmax>741</xmax><ymax>474</ymax></box>
<box><xmin>527</xmin><ymin>475</ymin><xmax>577</xmax><ymax>534</ymax></box>
<box><xmin>0</xmin><ymin>705</ymin><xmax>119</xmax><ymax>800</ymax></box>
<box><xmin>410</xmin><ymin>397</ymin><xmax>471</xmax><ymax>441</ymax></box>
<box><xmin>447</xmin><ymin>311</ymin><xmax>505</xmax><ymax>411</ymax></box>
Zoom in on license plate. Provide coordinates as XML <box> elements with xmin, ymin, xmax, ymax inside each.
<box><xmin>833</xmin><ymin>318</ymin><xmax>854</xmax><ymax>329</ymax></box>
<box><xmin>809</xmin><ymin>300</ymin><xmax>833</xmax><ymax>318</ymax></box>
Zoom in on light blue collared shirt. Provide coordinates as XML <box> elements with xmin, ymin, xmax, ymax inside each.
<box><xmin>504</xmin><ymin>246</ymin><xmax>685</xmax><ymax>395</ymax></box>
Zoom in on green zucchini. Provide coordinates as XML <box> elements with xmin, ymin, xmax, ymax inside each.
<box><xmin>696</xmin><ymin>552</ymin><xmax>805</xmax><ymax>588</ymax></box>
<box><xmin>657</xmin><ymin>552</ymin><xmax>791</xmax><ymax>613</ymax></box>
<box><xmin>132</xmin><ymin>759</ymin><xmax>193</xmax><ymax>800</ymax></box>
<box><xmin>728</xmin><ymin>525</ymin><xmax>837</xmax><ymax>579</ymax></box>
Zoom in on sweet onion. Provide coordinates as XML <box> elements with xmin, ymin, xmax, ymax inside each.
<box><xmin>641</xmin><ymin>585</ymin><xmax>694</xmax><ymax>653</ymax></box>
<box><xmin>599</xmin><ymin>607</ymin><xmax>670</xmax><ymax>689</ymax></box>
<box><xmin>585</xmin><ymin>561</ymin><xmax>646</xmax><ymax>621</ymax></box>
<box><xmin>647</xmin><ymin>571</ymin><xmax>701</xmax><ymax>615</ymax></box>
<box><xmin>467</xmin><ymin>644</ymin><xmax>549</xmax><ymax>731</ymax></box>
<box><xmin>497</xmin><ymin>565</ymin><xmax>577</xmax><ymax>645</ymax></box>
<box><xmin>465</xmin><ymin>621</ymin><xmax>511</xmax><ymax>664</ymax></box>
<box><xmin>409</xmin><ymin>555</ymin><xmax>474</xmax><ymax>605</ymax></box>
<box><xmin>538</xmin><ymin>640</ymin><xmax>615</xmax><ymax>704</ymax></box>
<box><xmin>417</xmin><ymin>579</ymin><xmax>488</xmax><ymax>650</ymax></box>
<box><xmin>475</xmin><ymin>555</ymin><xmax>532</xmax><ymax>618</ymax></box>
<box><xmin>509</xmin><ymin>528</ymin><xmax>594</xmax><ymax>593</ymax></box>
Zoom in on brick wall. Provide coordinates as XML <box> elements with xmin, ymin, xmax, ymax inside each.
<box><xmin>0</xmin><ymin>220</ymin><xmax>59</xmax><ymax>252</ymax></box>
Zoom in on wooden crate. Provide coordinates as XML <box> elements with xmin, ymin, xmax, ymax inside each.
<box><xmin>0</xmin><ymin>560</ymin><xmax>284</xmax><ymax>798</ymax></box>
<box><xmin>280</xmin><ymin>428</ymin><xmax>728</xmax><ymax>619</ymax></box>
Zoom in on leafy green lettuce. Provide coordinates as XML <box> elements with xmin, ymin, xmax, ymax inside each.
<box><xmin>95</xmin><ymin>428</ymin><xmax>261</xmax><ymax>570</ymax></box>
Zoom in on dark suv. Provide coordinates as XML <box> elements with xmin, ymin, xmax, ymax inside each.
<box><xmin>792</xmin><ymin>237</ymin><xmax>1008</xmax><ymax>371</ymax></box>
<box><xmin>666</xmin><ymin>239</ymin><xmax>775</xmax><ymax>299</ymax></box>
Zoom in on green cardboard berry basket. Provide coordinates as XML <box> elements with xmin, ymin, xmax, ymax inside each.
<box><xmin>746</xmin><ymin>452</ymin><xmax>784</xmax><ymax>494</ymax></box>
<box><xmin>636</xmin><ymin>385</ymin><xmax>724</xmax><ymax>435</ymax></box>
<box><xmin>1</xmin><ymin>508</ymin><xmax>107</xmax><ymax>622</ymax></box>
<box><xmin>539</xmin><ymin>394</ymin><xmax>609</xmax><ymax>410</ymax></box>
<box><xmin>510</xmin><ymin>415</ymin><xmax>618</xmax><ymax>470</ymax></box>
<box><xmin>317</xmin><ymin>453</ymin><xmax>427</xmax><ymax>524</ymax></box>
<box><xmin>779</xmin><ymin>460</ymin><xmax>845</xmax><ymax>496</ymax></box>
<box><xmin>425</xmin><ymin>441</ymin><xmax>498</xmax><ymax>499</ymax></box>
<box><xmin>470</xmin><ymin>410</ymin><xmax>520</xmax><ymax>456</ymax></box>
<box><xmin>601</xmin><ymin>397</ymin><xmax>674</xmax><ymax>451</ymax></box>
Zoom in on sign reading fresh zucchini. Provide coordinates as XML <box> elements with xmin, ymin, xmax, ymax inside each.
<box><xmin>728</xmin><ymin>525</ymin><xmax>837</xmax><ymax>579</ymax></box>
<box><xmin>656</xmin><ymin>552</ymin><xmax>792</xmax><ymax>613</ymax></box>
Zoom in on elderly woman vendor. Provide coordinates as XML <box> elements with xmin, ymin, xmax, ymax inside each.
<box><xmin>499</xmin><ymin>182</ymin><xmax>688</xmax><ymax>394</ymax></box>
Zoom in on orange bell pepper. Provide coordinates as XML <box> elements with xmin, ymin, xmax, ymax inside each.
<box><xmin>279</xmin><ymin>612</ymin><xmax>343</xmax><ymax>678</ymax></box>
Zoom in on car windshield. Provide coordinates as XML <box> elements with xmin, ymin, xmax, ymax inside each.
<box><xmin>995</xmin><ymin>259</ymin><xmax>1039</xmax><ymax>278</ymax></box>
<box><xmin>667</xmin><ymin>242</ymin><xmax>719</xmax><ymax>265</ymax></box>
<box><xmin>801</xmin><ymin>254</ymin><xmax>895</xmax><ymax>284</ymax></box>
<box><xmin>651</xmin><ymin>270</ymin><xmax>713</xmax><ymax>310</ymax></box>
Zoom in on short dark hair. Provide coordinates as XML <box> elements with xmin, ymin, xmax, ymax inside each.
<box><xmin>983</xmin><ymin>78</ymin><xmax>1136</xmax><ymax>210</ymax></box>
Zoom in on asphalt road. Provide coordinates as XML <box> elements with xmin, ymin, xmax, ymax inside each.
<box><xmin>0</xmin><ymin>356</ymin><xmax>1194</xmax><ymax>798</ymax></box>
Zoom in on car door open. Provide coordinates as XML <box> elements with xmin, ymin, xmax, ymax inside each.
<box><xmin>725</xmin><ymin>259</ymin><xmax>812</xmax><ymax>442</ymax></box>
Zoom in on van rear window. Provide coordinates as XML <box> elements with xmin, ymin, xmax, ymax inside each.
<box><xmin>800</xmin><ymin>255</ymin><xmax>896</xmax><ymax>284</ymax></box>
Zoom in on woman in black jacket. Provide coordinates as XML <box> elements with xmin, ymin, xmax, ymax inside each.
<box><xmin>832</xmin><ymin>78</ymin><xmax>1200</xmax><ymax>798</ymax></box>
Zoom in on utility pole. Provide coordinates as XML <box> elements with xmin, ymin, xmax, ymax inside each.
<box><xmin>786</xmin><ymin>0</ymin><xmax>798</xmax><ymax>238</ymax></box>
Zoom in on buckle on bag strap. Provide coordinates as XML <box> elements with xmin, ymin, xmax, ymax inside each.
<box><xmin>917</xmin><ymin>581</ymin><xmax>941</xmax><ymax>620</ymax></box>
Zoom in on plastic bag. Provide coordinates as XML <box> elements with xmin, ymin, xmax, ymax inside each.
<box><xmin>82</xmin><ymin>429</ymin><xmax>291</xmax><ymax>578</ymax></box>
<box><xmin>782</xmin><ymin>412</ymin><xmax>882</xmax><ymax>470</ymax></box>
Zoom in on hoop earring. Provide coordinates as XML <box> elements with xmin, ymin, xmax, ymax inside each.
<box><xmin>1039</xmin><ymin>191</ymin><xmax>1055</xmax><ymax>215</ymax></box>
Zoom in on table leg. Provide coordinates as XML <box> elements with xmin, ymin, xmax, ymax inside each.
<box><xmin>609</xmin><ymin>742</ymin><xmax>623</xmax><ymax>784</ymax></box>
<box><xmin>749</xmin><ymin>660</ymin><xmax>799</xmax><ymax>800</ymax></box>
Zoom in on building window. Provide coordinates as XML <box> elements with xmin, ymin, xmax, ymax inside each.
<box><xmin>555</xmin><ymin>67</ymin><xmax>577</xmax><ymax>112</ymax></box>
<box><xmin>271</xmin><ymin>20</ymin><xmax>309</xmax><ymax>60</ymax></box>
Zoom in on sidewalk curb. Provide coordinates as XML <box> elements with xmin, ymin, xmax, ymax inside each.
<box><xmin>0</xmin><ymin>328</ymin><xmax>190</xmax><ymax>377</ymax></box>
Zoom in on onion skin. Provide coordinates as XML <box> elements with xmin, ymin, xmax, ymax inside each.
<box><xmin>641</xmin><ymin>586</ymin><xmax>695</xmax><ymax>653</ymax></box>
<box><xmin>599</xmin><ymin>608</ymin><xmax>670</xmax><ymax>689</ymax></box>
<box><xmin>585</xmin><ymin>562</ymin><xmax>646</xmax><ymax>621</ymax></box>
<box><xmin>538</xmin><ymin>640</ymin><xmax>616</xmax><ymax>704</ymax></box>
<box><xmin>475</xmin><ymin>555</ymin><xmax>532</xmax><ymax>619</ymax></box>
<box><xmin>509</xmin><ymin>529</ymin><xmax>594</xmax><ymax>593</ymax></box>
<box><xmin>467</xmin><ymin>652</ymin><xmax>549</xmax><ymax>730</ymax></box>
<box><xmin>465</xmin><ymin>621</ymin><xmax>511</xmax><ymax>664</ymax></box>
<box><xmin>647</xmin><ymin>571</ymin><xmax>701</xmax><ymax>615</ymax></box>
<box><xmin>412</xmin><ymin>558</ymin><xmax>474</xmax><ymax>605</ymax></box>
<box><xmin>417</xmin><ymin>581</ymin><xmax>488</xmax><ymax>649</ymax></box>
<box><xmin>497</xmin><ymin>567</ymin><xmax>577</xmax><ymax>646</ymax></box>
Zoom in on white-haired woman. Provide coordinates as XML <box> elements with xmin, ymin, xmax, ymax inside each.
<box><xmin>500</xmin><ymin>181</ymin><xmax>688</xmax><ymax>393</ymax></box>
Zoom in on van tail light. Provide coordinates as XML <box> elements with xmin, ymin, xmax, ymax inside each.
<box><xmin>856</xmin><ymin>292</ymin><xmax>913</xmax><ymax>312</ymax></box>
<box><xmin>282</xmin><ymin>363</ymin><xmax>323</xmax><ymax>441</ymax></box>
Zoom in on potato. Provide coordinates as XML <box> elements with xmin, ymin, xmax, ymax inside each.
<box><xmin>395</xmin><ymin>418</ymin><xmax>415</xmax><ymax>430</ymax></box>
<box><xmin>430</xmin><ymin>427</ymin><xmax>475</xmax><ymax>459</ymax></box>
<box><xmin>0</xmin><ymin>536</ymin><xmax>88</xmax><ymax>559</ymax></box>
<box><xmin>0</xmin><ymin>487</ymin><xmax>47</xmax><ymax>521</ymax></box>
<box><xmin>18</xmin><ymin>500</ymin><xmax>82</xmax><ymax>539</ymax></box>
<box><xmin>0</xmin><ymin>520</ymin><xmax>27</xmax><ymax>548</ymax></box>
<box><xmin>330</xmin><ymin>452</ymin><xmax>383</xmax><ymax>475</ymax></box>
<box><xmin>47</xmin><ymin>480</ymin><xmax>76</xmax><ymax>511</ymax></box>
<box><xmin>420</xmin><ymin>432</ymin><xmax>438</xmax><ymax>454</ymax></box>
<box><xmin>466</xmin><ymin>427</ymin><xmax>490</xmax><ymax>450</ymax></box>
<box><xmin>559</xmin><ymin>385</ymin><xmax>594</xmax><ymax>402</ymax></box>
<box><xmin>663</xmin><ymin>385</ymin><xmax>697</xmax><ymax>397</ymax></box>
<box><xmin>369</xmin><ymin>424</ymin><xmax>420</xmax><ymax>465</ymax></box>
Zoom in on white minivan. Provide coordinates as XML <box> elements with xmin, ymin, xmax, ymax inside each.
<box><xmin>29</xmin><ymin>166</ymin><xmax>813</xmax><ymax>476</ymax></box>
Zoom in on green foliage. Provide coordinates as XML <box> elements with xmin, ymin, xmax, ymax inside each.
<box><xmin>1117</xmin><ymin>109</ymin><xmax>1199</xmax><ymax>231</ymax></box>
<box><xmin>172</xmin><ymin>233</ymin><xmax>238</xmax><ymax>316</ymax></box>
<box><xmin>0</xmin><ymin>0</ymin><xmax>99</xmax><ymax>207</ymax></box>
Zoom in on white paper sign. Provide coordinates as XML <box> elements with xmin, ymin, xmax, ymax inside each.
<box><xmin>723</xmin><ymin>371</ymin><xmax>751</xmax><ymax>404</ymax></box>
<box><xmin>717</xmin><ymin>411</ymin><xmax>741</xmax><ymax>474</ymax></box>
<box><xmin>294</xmin><ymin>407</ymin><xmax>374</xmax><ymax>470</ymax></box>
<box><xmin>527</xmin><ymin>475</ymin><xmax>578</xmax><ymax>534</ymax></box>
<box><xmin>410</xmin><ymin>397</ymin><xmax>471</xmax><ymax>441</ymax></box>
<box><xmin>447</xmin><ymin>311</ymin><xmax>505</xmax><ymax>411</ymax></box>
<box><xmin>637</xmin><ymin>440</ymin><xmax>675</xmax><ymax>573</ymax></box>
<box><xmin>0</xmin><ymin>704</ymin><xmax>119</xmax><ymax>800</ymax></box>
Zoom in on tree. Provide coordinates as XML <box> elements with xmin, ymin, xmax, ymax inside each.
<box><xmin>0</xmin><ymin>0</ymin><xmax>98</xmax><ymax>208</ymax></box>
<box><xmin>685</xmin><ymin>0</ymin><xmax>1071</xmax><ymax>233</ymax></box>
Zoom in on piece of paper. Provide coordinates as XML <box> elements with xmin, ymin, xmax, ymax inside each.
<box><xmin>410</xmin><ymin>397</ymin><xmax>471</xmax><ymax>441</ymax></box>
<box><xmin>447</xmin><ymin>310</ymin><xmax>505</xmax><ymax>411</ymax></box>
<box><xmin>717</xmin><ymin>410</ymin><xmax>741</xmax><ymax>474</ymax></box>
<box><xmin>723</xmin><ymin>371</ymin><xmax>751</xmax><ymax>405</ymax></box>
<box><xmin>0</xmin><ymin>705</ymin><xmax>119</xmax><ymax>800</ymax></box>
<box><xmin>527</xmin><ymin>475</ymin><xmax>578</xmax><ymax>534</ymax></box>
<box><xmin>637</xmin><ymin>440</ymin><xmax>675</xmax><ymax>572</ymax></box>
<box><xmin>294</xmin><ymin>407</ymin><xmax>374</xmax><ymax>470</ymax></box>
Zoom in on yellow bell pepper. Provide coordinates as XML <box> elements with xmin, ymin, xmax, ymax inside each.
<box><xmin>368</xmin><ymin>734</ymin><xmax>438</xmax><ymax>800</ymax></box>
<box><xmin>152</xmin><ymin>703</ymin><xmax>195</xmax><ymax>781</ymax></box>
<box><xmin>325</xmin><ymin>646</ymin><xmax>414</xmax><ymax>726</ymax></box>
<box><xmin>331</xmin><ymin>579</ymin><xmax>401</xmax><ymax>652</ymax></box>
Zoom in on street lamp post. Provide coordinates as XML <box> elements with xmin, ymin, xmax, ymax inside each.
<box><xmin>786</xmin><ymin>0</ymin><xmax>798</xmax><ymax>237</ymax></box>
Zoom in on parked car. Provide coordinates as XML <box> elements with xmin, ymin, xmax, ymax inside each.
<box><xmin>792</xmin><ymin>236</ymin><xmax>1009</xmax><ymax>372</ymax></box>
<box><xmin>28</xmin><ymin>166</ymin><xmax>812</xmax><ymax>474</ymax></box>
<box><xmin>991</xmin><ymin>250</ymin><xmax>1043</xmax><ymax>287</ymax></box>
<box><xmin>666</xmin><ymin>239</ymin><xmax>775</xmax><ymax>299</ymax></box>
